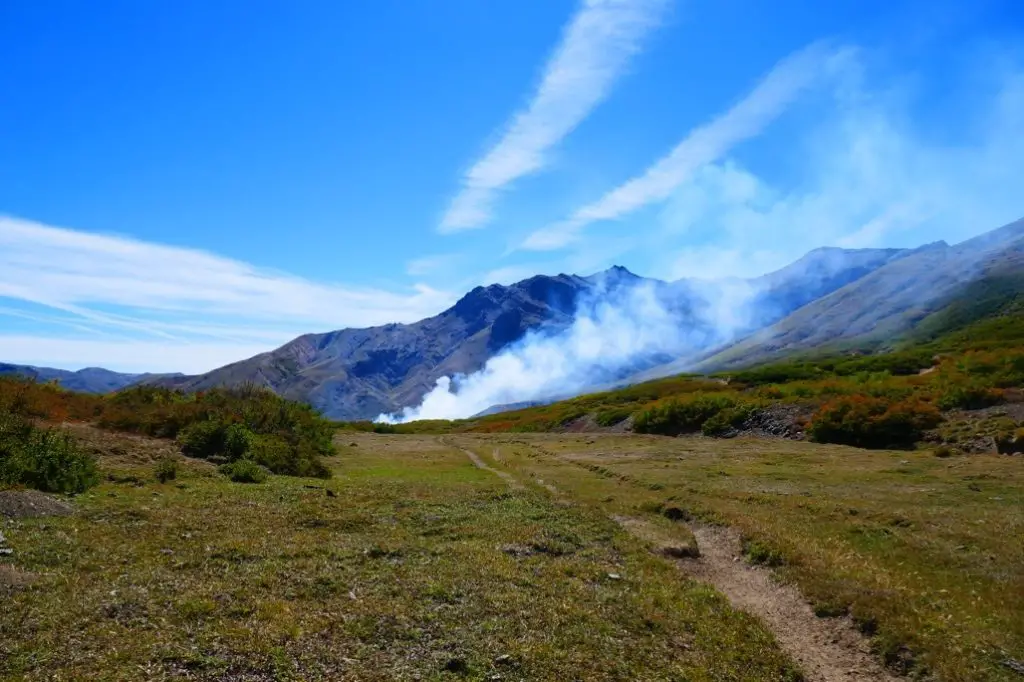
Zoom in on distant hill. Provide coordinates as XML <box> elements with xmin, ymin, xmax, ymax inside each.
<box><xmin>0</xmin><ymin>364</ymin><xmax>182</xmax><ymax>394</ymax></box>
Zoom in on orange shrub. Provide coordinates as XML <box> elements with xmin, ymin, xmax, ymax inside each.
<box><xmin>807</xmin><ymin>396</ymin><xmax>942</xmax><ymax>449</ymax></box>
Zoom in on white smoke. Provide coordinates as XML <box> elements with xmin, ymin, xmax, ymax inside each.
<box><xmin>378</xmin><ymin>275</ymin><xmax>761</xmax><ymax>423</ymax></box>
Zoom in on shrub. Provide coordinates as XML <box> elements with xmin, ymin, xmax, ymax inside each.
<box><xmin>0</xmin><ymin>412</ymin><xmax>99</xmax><ymax>493</ymax></box>
<box><xmin>633</xmin><ymin>395</ymin><xmax>736</xmax><ymax>436</ymax></box>
<box><xmin>936</xmin><ymin>384</ymin><xmax>1004</xmax><ymax>411</ymax></box>
<box><xmin>807</xmin><ymin>396</ymin><xmax>942</xmax><ymax>449</ymax></box>
<box><xmin>223</xmin><ymin>423</ymin><xmax>254</xmax><ymax>460</ymax></box>
<box><xmin>177</xmin><ymin>420</ymin><xmax>256</xmax><ymax>461</ymax></box>
<box><xmin>249</xmin><ymin>435</ymin><xmax>331</xmax><ymax>478</ymax></box>
<box><xmin>97</xmin><ymin>384</ymin><xmax>334</xmax><ymax>478</ymax></box>
<box><xmin>595</xmin><ymin>407</ymin><xmax>633</xmax><ymax>427</ymax></box>
<box><xmin>701</xmin><ymin>404</ymin><xmax>755</xmax><ymax>437</ymax></box>
<box><xmin>218</xmin><ymin>459</ymin><xmax>268</xmax><ymax>483</ymax></box>
<box><xmin>154</xmin><ymin>456</ymin><xmax>179</xmax><ymax>483</ymax></box>
<box><xmin>178</xmin><ymin>420</ymin><xmax>233</xmax><ymax>460</ymax></box>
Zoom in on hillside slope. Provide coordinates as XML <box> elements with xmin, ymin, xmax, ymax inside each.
<box><xmin>696</xmin><ymin>218</ymin><xmax>1024</xmax><ymax>370</ymax></box>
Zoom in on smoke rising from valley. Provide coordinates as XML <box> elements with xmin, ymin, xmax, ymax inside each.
<box><xmin>379</xmin><ymin>273</ymin><xmax>761</xmax><ymax>423</ymax></box>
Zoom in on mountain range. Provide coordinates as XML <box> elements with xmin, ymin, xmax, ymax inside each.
<box><xmin>0</xmin><ymin>364</ymin><xmax>181</xmax><ymax>394</ymax></box>
<box><xmin>9</xmin><ymin>217</ymin><xmax>1024</xmax><ymax>420</ymax></box>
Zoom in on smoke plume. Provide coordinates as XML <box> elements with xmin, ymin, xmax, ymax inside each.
<box><xmin>379</xmin><ymin>274</ymin><xmax>761</xmax><ymax>423</ymax></box>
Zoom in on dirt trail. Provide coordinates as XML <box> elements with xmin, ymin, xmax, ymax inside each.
<box><xmin>445</xmin><ymin>440</ymin><xmax>524</xmax><ymax>490</ymax></box>
<box><xmin>681</xmin><ymin>524</ymin><xmax>901</xmax><ymax>682</ymax></box>
<box><xmin>448</xmin><ymin>438</ymin><xmax>898</xmax><ymax>682</ymax></box>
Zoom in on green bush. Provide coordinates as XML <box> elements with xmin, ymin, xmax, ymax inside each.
<box><xmin>633</xmin><ymin>395</ymin><xmax>737</xmax><ymax>436</ymax></box>
<box><xmin>701</xmin><ymin>404</ymin><xmax>755</xmax><ymax>437</ymax></box>
<box><xmin>0</xmin><ymin>412</ymin><xmax>99</xmax><ymax>493</ymax></box>
<box><xmin>99</xmin><ymin>384</ymin><xmax>334</xmax><ymax>479</ymax></box>
<box><xmin>218</xmin><ymin>458</ymin><xmax>268</xmax><ymax>483</ymax></box>
<box><xmin>936</xmin><ymin>384</ymin><xmax>1004</xmax><ymax>411</ymax></box>
<box><xmin>807</xmin><ymin>396</ymin><xmax>942</xmax><ymax>449</ymax></box>
<box><xmin>177</xmin><ymin>420</ymin><xmax>256</xmax><ymax>461</ymax></box>
<box><xmin>154</xmin><ymin>456</ymin><xmax>179</xmax><ymax>483</ymax></box>
<box><xmin>595</xmin><ymin>407</ymin><xmax>633</xmax><ymax>427</ymax></box>
<box><xmin>249</xmin><ymin>434</ymin><xmax>331</xmax><ymax>478</ymax></box>
<box><xmin>223</xmin><ymin>423</ymin><xmax>254</xmax><ymax>460</ymax></box>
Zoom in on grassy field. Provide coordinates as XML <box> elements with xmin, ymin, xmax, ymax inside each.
<box><xmin>2</xmin><ymin>429</ymin><xmax>803</xmax><ymax>682</ymax></box>
<box><xmin>457</xmin><ymin>433</ymin><xmax>1024</xmax><ymax>681</ymax></box>
<box><xmin>2</xmin><ymin>428</ymin><xmax>1022</xmax><ymax>680</ymax></box>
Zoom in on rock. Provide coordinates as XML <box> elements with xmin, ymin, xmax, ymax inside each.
<box><xmin>1003</xmin><ymin>658</ymin><xmax>1024</xmax><ymax>674</ymax></box>
<box><xmin>662</xmin><ymin>545</ymin><xmax>700</xmax><ymax>559</ymax></box>
<box><xmin>607</xmin><ymin>572</ymin><xmax>622</xmax><ymax>580</ymax></box>
<box><xmin>0</xmin><ymin>531</ymin><xmax>6</xmax><ymax>544</ymax></box>
<box><xmin>0</xmin><ymin>548</ymin><xmax>12</xmax><ymax>556</ymax></box>
<box><xmin>500</xmin><ymin>544</ymin><xmax>534</xmax><ymax>558</ymax></box>
<box><xmin>326</xmin><ymin>489</ymin><xmax>337</xmax><ymax>498</ymax></box>
<box><xmin>160</xmin><ymin>549</ymin><xmax>174</xmax><ymax>555</ymax></box>
<box><xmin>493</xmin><ymin>655</ymin><xmax>514</xmax><ymax>666</ymax></box>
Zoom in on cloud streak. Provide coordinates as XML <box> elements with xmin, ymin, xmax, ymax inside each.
<box><xmin>440</xmin><ymin>0</ymin><xmax>669</xmax><ymax>233</ymax></box>
<box><xmin>657</xmin><ymin>59</ymin><xmax>1024</xmax><ymax>280</ymax></box>
<box><xmin>0</xmin><ymin>216</ymin><xmax>455</xmax><ymax>373</ymax></box>
<box><xmin>521</xmin><ymin>41</ymin><xmax>839</xmax><ymax>251</ymax></box>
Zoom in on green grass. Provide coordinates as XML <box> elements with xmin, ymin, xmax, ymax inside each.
<box><xmin>468</xmin><ymin>433</ymin><xmax>1024</xmax><ymax>681</ymax></box>
<box><xmin>1</xmin><ymin>431</ymin><xmax>803</xmax><ymax>681</ymax></box>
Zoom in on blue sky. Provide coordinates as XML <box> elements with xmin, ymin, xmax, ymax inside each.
<box><xmin>1</xmin><ymin>0</ymin><xmax>1022</xmax><ymax>373</ymax></box>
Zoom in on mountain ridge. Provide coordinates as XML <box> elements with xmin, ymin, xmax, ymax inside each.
<box><xmin>148</xmin><ymin>246</ymin><xmax>920</xmax><ymax>420</ymax></box>
<box><xmin>8</xmin><ymin>219</ymin><xmax>1022</xmax><ymax>419</ymax></box>
<box><xmin>0</xmin><ymin>363</ymin><xmax>182</xmax><ymax>394</ymax></box>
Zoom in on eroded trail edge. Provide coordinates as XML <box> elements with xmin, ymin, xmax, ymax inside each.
<box><xmin>451</xmin><ymin>438</ymin><xmax>902</xmax><ymax>682</ymax></box>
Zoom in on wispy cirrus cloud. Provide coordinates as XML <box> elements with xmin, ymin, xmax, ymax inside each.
<box><xmin>0</xmin><ymin>216</ymin><xmax>456</xmax><ymax>373</ymax></box>
<box><xmin>521</xmin><ymin>41</ymin><xmax>841</xmax><ymax>251</ymax></box>
<box><xmin>440</xmin><ymin>0</ymin><xmax>670</xmax><ymax>233</ymax></box>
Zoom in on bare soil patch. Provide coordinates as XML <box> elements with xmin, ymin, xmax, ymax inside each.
<box><xmin>0</xmin><ymin>490</ymin><xmax>74</xmax><ymax>519</ymax></box>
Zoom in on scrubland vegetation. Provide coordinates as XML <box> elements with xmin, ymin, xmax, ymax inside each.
<box><xmin>0</xmin><ymin>378</ymin><xmax>334</xmax><ymax>495</ymax></box>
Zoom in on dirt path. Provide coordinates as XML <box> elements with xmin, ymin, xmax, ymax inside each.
<box><xmin>445</xmin><ymin>439</ymin><xmax>524</xmax><ymax>490</ymax></box>
<box><xmin>448</xmin><ymin>438</ymin><xmax>899</xmax><ymax>682</ymax></box>
<box><xmin>681</xmin><ymin>524</ymin><xmax>901</xmax><ymax>682</ymax></box>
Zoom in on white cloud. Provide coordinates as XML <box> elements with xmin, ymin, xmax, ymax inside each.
<box><xmin>440</xmin><ymin>0</ymin><xmax>669</xmax><ymax>232</ymax></box>
<box><xmin>656</xmin><ymin>62</ymin><xmax>1024</xmax><ymax>280</ymax></box>
<box><xmin>0</xmin><ymin>216</ymin><xmax>456</xmax><ymax>372</ymax></box>
<box><xmin>521</xmin><ymin>41</ymin><xmax>840</xmax><ymax>251</ymax></box>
